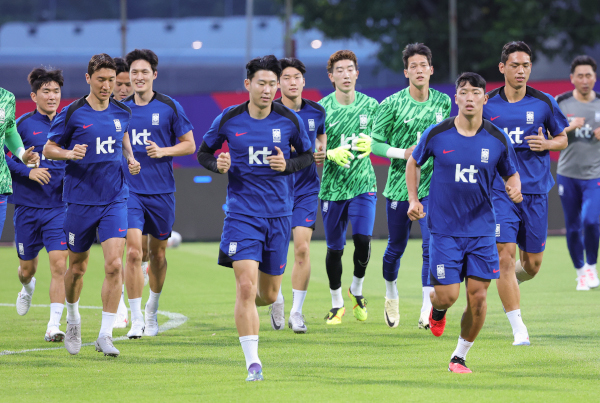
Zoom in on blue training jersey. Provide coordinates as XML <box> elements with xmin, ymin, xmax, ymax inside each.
<box><xmin>483</xmin><ymin>86</ymin><xmax>568</xmax><ymax>194</ymax></box>
<box><xmin>203</xmin><ymin>101</ymin><xmax>312</xmax><ymax>218</ymax></box>
<box><xmin>5</xmin><ymin>110</ymin><xmax>65</xmax><ymax>208</ymax></box>
<box><xmin>413</xmin><ymin>117</ymin><xmax>518</xmax><ymax>237</ymax></box>
<box><xmin>47</xmin><ymin>97</ymin><xmax>131</xmax><ymax>205</ymax></box>
<box><xmin>274</xmin><ymin>97</ymin><xmax>325</xmax><ymax>197</ymax></box>
<box><xmin>122</xmin><ymin>92</ymin><xmax>194</xmax><ymax>194</ymax></box>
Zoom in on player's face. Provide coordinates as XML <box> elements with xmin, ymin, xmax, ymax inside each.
<box><xmin>404</xmin><ymin>54</ymin><xmax>433</xmax><ymax>88</ymax></box>
<box><xmin>499</xmin><ymin>52</ymin><xmax>532</xmax><ymax>89</ymax></box>
<box><xmin>571</xmin><ymin>65</ymin><xmax>597</xmax><ymax>97</ymax></box>
<box><xmin>114</xmin><ymin>72</ymin><xmax>133</xmax><ymax>101</ymax></box>
<box><xmin>279</xmin><ymin>67</ymin><xmax>305</xmax><ymax>100</ymax></box>
<box><xmin>31</xmin><ymin>81</ymin><xmax>61</xmax><ymax>115</ymax></box>
<box><xmin>455</xmin><ymin>83</ymin><xmax>488</xmax><ymax>117</ymax></box>
<box><xmin>86</xmin><ymin>68</ymin><xmax>116</xmax><ymax>101</ymax></box>
<box><xmin>329</xmin><ymin>60</ymin><xmax>358</xmax><ymax>93</ymax></box>
<box><xmin>130</xmin><ymin>59</ymin><xmax>157</xmax><ymax>94</ymax></box>
<box><xmin>244</xmin><ymin>70</ymin><xmax>278</xmax><ymax>109</ymax></box>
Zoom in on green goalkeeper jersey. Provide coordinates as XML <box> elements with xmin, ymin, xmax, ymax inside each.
<box><xmin>371</xmin><ymin>87</ymin><xmax>451</xmax><ymax>201</ymax></box>
<box><xmin>318</xmin><ymin>91</ymin><xmax>379</xmax><ymax>201</ymax></box>
<box><xmin>0</xmin><ymin>88</ymin><xmax>16</xmax><ymax>195</ymax></box>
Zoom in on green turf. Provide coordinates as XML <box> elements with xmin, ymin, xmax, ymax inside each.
<box><xmin>0</xmin><ymin>237</ymin><xmax>598</xmax><ymax>402</ymax></box>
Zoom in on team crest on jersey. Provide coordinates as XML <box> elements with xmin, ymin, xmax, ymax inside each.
<box><xmin>308</xmin><ymin>119</ymin><xmax>315</xmax><ymax>131</ymax></box>
<box><xmin>152</xmin><ymin>113</ymin><xmax>160</xmax><ymax>125</ymax></box>
<box><xmin>273</xmin><ymin>129</ymin><xmax>281</xmax><ymax>143</ymax></box>
<box><xmin>390</xmin><ymin>201</ymin><xmax>398</xmax><ymax>210</ymax></box>
<box><xmin>228</xmin><ymin>242</ymin><xmax>237</xmax><ymax>256</ymax></box>
<box><xmin>526</xmin><ymin>111</ymin><xmax>534</xmax><ymax>124</ymax></box>
<box><xmin>322</xmin><ymin>201</ymin><xmax>329</xmax><ymax>213</ymax></box>
<box><xmin>481</xmin><ymin>149</ymin><xmax>489</xmax><ymax>163</ymax></box>
<box><xmin>496</xmin><ymin>224</ymin><xmax>501</xmax><ymax>237</ymax></box>
<box><xmin>0</xmin><ymin>108</ymin><xmax>5</xmax><ymax>124</ymax></box>
<box><xmin>436</xmin><ymin>112</ymin><xmax>443</xmax><ymax>123</ymax></box>
<box><xmin>558</xmin><ymin>184</ymin><xmax>564</xmax><ymax>196</ymax></box>
<box><xmin>359</xmin><ymin>114</ymin><xmax>368</xmax><ymax>130</ymax></box>
<box><xmin>18</xmin><ymin>243</ymin><xmax>24</xmax><ymax>256</ymax></box>
<box><xmin>437</xmin><ymin>264</ymin><xmax>445</xmax><ymax>279</ymax></box>
<box><xmin>595</xmin><ymin>111</ymin><xmax>600</xmax><ymax>122</ymax></box>
<box><xmin>113</xmin><ymin>119</ymin><xmax>122</xmax><ymax>132</ymax></box>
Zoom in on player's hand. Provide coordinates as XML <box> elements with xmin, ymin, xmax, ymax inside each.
<box><xmin>505</xmin><ymin>184</ymin><xmax>523</xmax><ymax>204</ymax></box>
<box><xmin>314</xmin><ymin>145</ymin><xmax>326</xmax><ymax>165</ymax></box>
<box><xmin>67</xmin><ymin>144</ymin><xmax>88</xmax><ymax>161</ymax></box>
<box><xmin>570</xmin><ymin>117</ymin><xmax>585</xmax><ymax>130</ymax></box>
<box><xmin>326</xmin><ymin>144</ymin><xmax>354</xmax><ymax>168</ymax></box>
<box><xmin>594</xmin><ymin>127</ymin><xmax>600</xmax><ymax>141</ymax></box>
<box><xmin>217</xmin><ymin>152</ymin><xmax>231</xmax><ymax>174</ymax></box>
<box><xmin>28</xmin><ymin>167</ymin><xmax>51</xmax><ymax>185</ymax></box>
<box><xmin>404</xmin><ymin>145</ymin><xmax>417</xmax><ymax>160</ymax></box>
<box><xmin>22</xmin><ymin>146</ymin><xmax>40</xmax><ymax>167</ymax></box>
<box><xmin>128</xmin><ymin>157</ymin><xmax>141</xmax><ymax>175</ymax></box>
<box><xmin>351</xmin><ymin>133</ymin><xmax>372</xmax><ymax>159</ymax></box>
<box><xmin>266</xmin><ymin>146</ymin><xmax>286</xmax><ymax>172</ymax></box>
<box><xmin>524</xmin><ymin>127</ymin><xmax>548</xmax><ymax>152</ymax></box>
<box><xmin>407</xmin><ymin>200</ymin><xmax>426</xmax><ymax>221</ymax></box>
<box><xmin>146</xmin><ymin>140</ymin><xmax>165</xmax><ymax>159</ymax></box>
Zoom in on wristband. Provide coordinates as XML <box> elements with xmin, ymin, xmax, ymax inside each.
<box><xmin>16</xmin><ymin>147</ymin><xmax>25</xmax><ymax>161</ymax></box>
<box><xmin>386</xmin><ymin>147</ymin><xmax>407</xmax><ymax>160</ymax></box>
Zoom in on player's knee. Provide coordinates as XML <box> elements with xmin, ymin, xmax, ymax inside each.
<box><xmin>525</xmin><ymin>257</ymin><xmax>542</xmax><ymax>277</ymax></box>
<box><xmin>237</xmin><ymin>279</ymin><xmax>256</xmax><ymax>301</ymax></box>
<box><xmin>104</xmin><ymin>257</ymin><xmax>123</xmax><ymax>277</ymax></box>
<box><xmin>18</xmin><ymin>263</ymin><xmax>36</xmax><ymax>280</ymax></box>
<box><xmin>353</xmin><ymin>234</ymin><xmax>371</xmax><ymax>261</ymax></box>
<box><xmin>436</xmin><ymin>293</ymin><xmax>458</xmax><ymax>309</ymax></box>
<box><xmin>126</xmin><ymin>246</ymin><xmax>143</xmax><ymax>265</ymax></box>
<box><xmin>259</xmin><ymin>289</ymin><xmax>278</xmax><ymax>305</ymax></box>
<box><xmin>150</xmin><ymin>246</ymin><xmax>167</xmax><ymax>264</ymax></box>
<box><xmin>583</xmin><ymin>216</ymin><xmax>598</xmax><ymax>230</ymax></box>
<box><xmin>468</xmin><ymin>289</ymin><xmax>488</xmax><ymax>313</ymax></box>
<box><xmin>294</xmin><ymin>241</ymin><xmax>310</xmax><ymax>260</ymax></box>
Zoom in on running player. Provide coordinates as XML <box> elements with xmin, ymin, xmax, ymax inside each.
<box><xmin>555</xmin><ymin>55</ymin><xmax>600</xmax><ymax>290</ymax></box>
<box><xmin>483</xmin><ymin>41</ymin><xmax>568</xmax><ymax>346</ymax></box>
<box><xmin>113</xmin><ymin>57</ymin><xmax>134</xmax><ymax>101</ymax></box>
<box><xmin>319</xmin><ymin>50</ymin><xmax>379</xmax><ymax>325</ymax></box>
<box><xmin>122</xmin><ymin>49</ymin><xmax>195</xmax><ymax>338</ymax></box>
<box><xmin>371</xmin><ymin>43</ymin><xmax>451</xmax><ymax>329</ymax></box>
<box><xmin>407</xmin><ymin>72</ymin><xmax>521</xmax><ymax>373</ymax></box>
<box><xmin>44</xmin><ymin>53</ymin><xmax>141</xmax><ymax>357</ymax></box>
<box><xmin>270</xmin><ymin>57</ymin><xmax>326</xmax><ymax>333</ymax></box>
<box><xmin>9</xmin><ymin>68</ymin><xmax>68</xmax><ymax>342</ymax></box>
<box><xmin>197</xmin><ymin>55</ymin><xmax>313</xmax><ymax>381</ymax></box>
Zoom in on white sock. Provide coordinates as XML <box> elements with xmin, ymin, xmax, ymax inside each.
<box><xmin>515</xmin><ymin>260</ymin><xmax>534</xmax><ymax>283</ymax></box>
<box><xmin>129</xmin><ymin>298</ymin><xmax>143</xmax><ymax>323</ymax></box>
<box><xmin>291</xmin><ymin>289</ymin><xmax>307</xmax><ymax>315</ymax></box>
<box><xmin>385</xmin><ymin>280</ymin><xmax>398</xmax><ymax>300</ymax></box>
<box><xmin>239</xmin><ymin>335</ymin><xmax>261</xmax><ymax>370</ymax></box>
<box><xmin>66</xmin><ymin>300</ymin><xmax>81</xmax><ymax>325</ymax></box>
<box><xmin>576</xmin><ymin>267</ymin><xmax>586</xmax><ymax>277</ymax></box>
<box><xmin>275</xmin><ymin>287</ymin><xmax>284</xmax><ymax>304</ymax></box>
<box><xmin>506</xmin><ymin>309</ymin><xmax>527</xmax><ymax>335</ymax></box>
<box><xmin>48</xmin><ymin>303</ymin><xmax>64</xmax><ymax>328</ymax></box>
<box><xmin>350</xmin><ymin>276</ymin><xmax>364</xmax><ymax>296</ymax></box>
<box><xmin>451</xmin><ymin>336</ymin><xmax>474</xmax><ymax>360</ymax></box>
<box><xmin>146</xmin><ymin>290</ymin><xmax>161</xmax><ymax>313</ymax></box>
<box><xmin>330</xmin><ymin>287</ymin><xmax>343</xmax><ymax>308</ymax></box>
<box><xmin>99</xmin><ymin>311</ymin><xmax>116</xmax><ymax>338</ymax></box>
<box><xmin>22</xmin><ymin>277</ymin><xmax>36</xmax><ymax>295</ymax></box>
<box><xmin>421</xmin><ymin>286</ymin><xmax>434</xmax><ymax>313</ymax></box>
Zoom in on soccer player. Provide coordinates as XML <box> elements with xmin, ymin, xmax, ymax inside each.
<box><xmin>44</xmin><ymin>53</ymin><xmax>141</xmax><ymax>357</ymax></box>
<box><xmin>197</xmin><ymin>55</ymin><xmax>313</xmax><ymax>381</ymax></box>
<box><xmin>483</xmin><ymin>42</ymin><xmax>568</xmax><ymax>345</ymax></box>
<box><xmin>319</xmin><ymin>50</ymin><xmax>379</xmax><ymax>325</ymax></box>
<box><xmin>10</xmin><ymin>68</ymin><xmax>69</xmax><ymax>342</ymax></box>
<box><xmin>270</xmin><ymin>57</ymin><xmax>326</xmax><ymax>333</ymax></box>
<box><xmin>407</xmin><ymin>72</ymin><xmax>522</xmax><ymax>373</ymax></box>
<box><xmin>113</xmin><ymin>57</ymin><xmax>133</xmax><ymax>101</ymax></box>
<box><xmin>371</xmin><ymin>43</ymin><xmax>451</xmax><ymax>329</ymax></box>
<box><xmin>556</xmin><ymin>55</ymin><xmax>600</xmax><ymax>290</ymax></box>
<box><xmin>122</xmin><ymin>49</ymin><xmax>195</xmax><ymax>339</ymax></box>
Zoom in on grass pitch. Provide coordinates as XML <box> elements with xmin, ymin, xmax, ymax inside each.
<box><xmin>0</xmin><ymin>237</ymin><xmax>598</xmax><ymax>402</ymax></box>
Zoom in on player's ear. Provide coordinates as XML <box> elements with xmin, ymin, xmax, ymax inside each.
<box><xmin>498</xmin><ymin>62</ymin><xmax>505</xmax><ymax>74</ymax></box>
<box><xmin>85</xmin><ymin>73</ymin><xmax>91</xmax><ymax>85</ymax></box>
<box><xmin>483</xmin><ymin>94</ymin><xmax>489</xmax><ymax>105</ymax></box>
<box><xmin>153</xmin><ymin>70</ymin><xmax>158</xmax><ymax>80</ymax></box>
<box><xmin>454</xmin><ymin>93</ymin><xmax>458</xmax><ymax>105</ymax></box>
<box><xmin>430</xmin><ymin>66</ymin><xmax>434</xmax><ymax>76</ymax></box>
<box><xmin>244</xmin><ymin>78</ymin><xmax>251</xmax><ymax>92</ymax></box>
<box><xmin>30</xmin><ymin>92</ymin><xmax>36</xmax><ymax>103</ymax></box>
<box><xmin>404</xmin><ymin>69</ymin><xmax>409</xmax><ymax>79</ymax></box>
<box><xmin>328</xmin><ymin>72</ymin><xmax>334</xmax><ymax>83</ymax></box>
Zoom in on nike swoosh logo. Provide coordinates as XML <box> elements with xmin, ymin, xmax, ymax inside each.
<box><xmin>235</xmin><ymin>132</ymin><xmax>247</xmax><ymax>136</ymax></box>
<box><xmin>385</xmin><ymin>310</ymin><xmax>395</xmax><ymax>327</ymax></box>
<box><xmin>305</xmin><ymin>218</ymin><xmax>314</xmax><ymax>222</ymax></box>
<box><xmin>404</xmin><ymin>118</ymin><xmax>415</xmax><ymax>124</ymax></box>
<box><xmin>83</xmin><ymin>124</ymin><xmax>93</xmax><ymax>129</ymax></box>
<box><xmin>490</xmin><ymin>116</ymin><xmax>500</xmax><ymax>121</ymax></box>
<box><xmin>329</xmin><ymin>121</ymin><xmax>340</xmax><ymax>127</ymax></box>
<box><xmin>542</xmin><ymin>241</ymin><xmax>545</xmax><ymax>246</ymax></box>
<box><xmin>493</xmin><ymin>269</ymin><xmax>500</xmax><ymax>273</ymax></box>
<box><xmin>443</xmin><ymin>150</ymin><xmax>455</xmax><ymax>154</ymax></box>
<box><xmin>118</xmin><ymin>228</ymin><xmax>126</xmax><ymax>232</ymax></box>
<box><xmin>368</xmin><ymin>192</ymin><xmax>375</xmax><ymax>195</ymax></box>
<box><xmin>61</xmin><ymin>242</ymin><xmax>67</xmax><ymax>245</ymax></box>
<box><xmin>0</xmin><ymin>201</ymin><xmax>5</xmax><ymax>204</ymax></box>
<box><xmin>33</xmin><ymin>131</ymin><xmax>42</xmax><ymax>135</ymax></box>
<box><xmin>280</xmin><ymin>264</ymin><xmax>286</xmax><ymax>269</ymax></box>
<box><xmin>160</xmin><ymin>232</ymin><xmax>169</xmax><ymax>236</ymax></box>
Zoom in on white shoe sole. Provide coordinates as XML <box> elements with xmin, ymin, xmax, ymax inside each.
<box><xmin>45</xmin><ymin>331</ymin><xmax>65</xmax><ymax>342</ymax></box>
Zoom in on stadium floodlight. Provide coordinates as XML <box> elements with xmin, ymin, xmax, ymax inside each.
<box><xmin>311</xmin><ymin>40</ymin><xmax>322</xmax><ymax>49</ymax></box>
<box><xmin>192</xmin><ymin>41</ymin><xmax>203</xmax><ymax>50</ymax></box>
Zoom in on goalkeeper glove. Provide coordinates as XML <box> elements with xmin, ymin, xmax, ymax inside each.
<box><xmin>351</xmin><ymin>133</ymin><xmax>372</xmax><ymax>159</ymax></box>
<box><xmin>326</xmin><ymin>144</ymin><xmax>354</xmax><ymax>169</ymax></box>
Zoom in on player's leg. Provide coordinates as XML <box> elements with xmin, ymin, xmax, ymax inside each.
<box><xmin>63</xmin><ymin>248</ymin><xmax>90</xmax><ymax>355</ymax></box>
<box><xmin>0</xmin><ymin>194</ymin><xmax>7</xmax><ymax>236</ymax></box>
<box><xmin>16</xmin><ymin>257</ymin><xmax>38</xmax><ymax>316</ymax></box>
<box><xmin>125</xmin><ymin>228</ymin><xmax>145</xmax><ymax>338</ymax></box>
<box><xmin>141</xmin><ymin>234</ymin><xmax>150</xmax><ymax>285</ymax></box>
<box><xmin>557</xmin><ymin>174</ymin><xmax>585</xmax><ymax>287</ymax></box>
<box><xmin>381</xmin><ymin>199</ymin><xmax>412</xmax><ymax>328</ymax></box>
<box><xmin>515</xmin><ymin>194</ymin><xmax>549</xmax><ymax>282</ymax></box>
<box><xmin>417</xmin><ymin>197</ymin><xmax>433</xmax><ymax>329</ymax></box>
<box><xmin>347</xmin><ymin>192</ymin><xmax>377</xmax><ymax>321</ymax></box>
<box><xmin>580</xmin><ymin>178</ymin><xmax>600</xmax><ymax>288</ymax></box>
<box><xmin>288</xmin><ymin>226</ymin><xmax>312</xmax><ymax>332</ymax></box>
<box><xmin>14</xmin><ymin>205</ymin><xmax>43</xmax><ymax>316</ymax></box>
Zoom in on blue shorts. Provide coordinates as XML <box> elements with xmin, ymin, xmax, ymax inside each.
<box><xmin>64</xmin><ymin>201</ymin><xmax>128</xmax><ymax>253</ymax></box>
<box><xmin>0</xmin><ymin>194</ymin><xmax>7</xmax><ymax>236</ymax></box>
<box><xmin>14</xmin><ymin>205</ymin><xmax>67</xmax><ymax>260</ymax></box>
<box><xmin>292</xmin><ymin>192</ymin><xmax>318</xmax><ymax>230</ymax></box>
<box><xmin>218</xmin><ymin>212</ymin><xmax>291</xmax><ymax>276</ymax></box>
<box><xmin>493</xmin><ymin>190</ymin><xmax>548</xmax><ymax>253</ymax></box>
<box><xmin>321</xmin><ymin>192</ymin><xmax>377</xmax><ymax>250</ymax></box>
<box><xmin>430</xmin><ymin>234</ymin><xmax>500</xmax><ymax>285</ymax></box>
<box><xmin>128</xmin><ymin>192</ymin><xmax>175</xmax><ymax>240</ymax></box>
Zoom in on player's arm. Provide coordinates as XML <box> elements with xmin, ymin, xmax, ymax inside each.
<box><xmin>122</xmin><ymin>131</ymin><xmax>141</xmax><ymax>175</ymax></box>
<box><xmin>406</xmin><ymin>156</ymin><xmax>424</xmax><ymax>221</ymax></box>
<box><xmin>565</xmin><ymin>117</ymin><xmax>585</xmax><ymax>133</ymax></box>
<box><xmin>525</xmin><ymin>127</ymin><xmax>567</xmax><ymax>151</ymax></box>
<box><xmin>43</xmin><ymin>140</ymin><xmax>87</xmax><ymax>161</ymax></box>
<box><xmin>371</xmin><ymin>98</ymin><xmax>412</xmax><ymax>160</ymax></box>
<box><xmin>314</xmin><ymin>133</ymin><xmax>327</xmax><ymax>165</ymax></box>
<box><xmin>502</xmin><ymin>172</ymin><xmax>522</xmax><ymax>203</ymax></box>
<box><xmin>5</xmin><ymin>145</ymin><xmax>51</xmax><ymax>185</ymax></box>
<box><xmin>5</xmin><ymin>124</ymin><xmax>38</xmax><ymax>167</ymax></box>
<box><xmin>198</xmin><ymin>112</ymin><xmax>229</xmax><ymax>174</ymax></box>
<box><xmin>146</xmin><ymin>131</ymin><xmax>196</xmax><ymax>158</ymax></box>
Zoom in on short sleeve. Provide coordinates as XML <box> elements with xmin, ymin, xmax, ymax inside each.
<box><xmin>47</xmin><ymin>106</ymin><xmax>74</xmax><ymax>148</ymax></box>
<box><xmin>290</xmin><ymin>116</ymin><xmax>311</xmax><ymax>153</ymax></box>
<box><xmin>203</xmin><ymin>111</ymin><xmax>227</xmax><ymax>150</ymax></box>
<box><xmin>413</xmin><ymin>126</ymin><xmax>434</xmax><ymax>166</ymax></box>
<box><xmin>317</xmin><ymin>109</ymin><xmax>326</xmax><ymax>135</ymax></box>
<box><xmin>368</xmin><ymin>98</ymin><xmax>380</xmax><ymax>134</ymax></box>
<box><xmin>371</xmin><ymin>97</ymin><xmax>394</xmax><ymax>142</ymax></box>
<box><xmin>546</xmin><ymin>95</ymin><xmax>569</xmax><ymax>136</ymax></box>
<box><xmin>172</xmin><ymin>100</ymin><xmax>194</xmax><ymax>138</ymax></box>
<box><xmin>443</xmin><ymin>95</ymin><xmax>452</xmax><ymax>119</ymax></box>
<box><xmin>496</xmin><ymin>133</ymin><xmax>518</xmax><ymax>177</ymax></box>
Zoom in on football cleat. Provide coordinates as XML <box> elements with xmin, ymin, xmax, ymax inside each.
<box><xmin>513</xmin><ymin>331</ymin><xmax>530</xmax><ymax>346</ymax></box>
<box><xmin>576</xmin><ymin>275</ymin><xmax>590</xmax><ymax>291</ymax></box>
<box><xmin>127</xmin><ymin>320</ymin><xmax>145</xmax><ymax>339</ymax></box>
<box><xmin>586</xmin><ymin>267</ymin><xmax>599</xmax><ymax>289</ymax></box>
<box><xmin>429</xmin><ymin>308</ymin><xmax>446</xmax><ymax>337</ymax></box>
<box><xmin>324</xmin><ymin>307</ymin><xmax>345</xmax><ymax>325</ymax></box>
<box><xmin>142</xmin><ymin>261</ymin><xmax>149</xmax><ymax>287</ymax></box>
<box><xmin>348</xmin><ymin>288</ymin><xmax>368</xmax><ymax>321</ymax></box>
<box><xmin>16</xmin><ymin>291</ymin><xmax>33</xmax><ymax>316</ymax></box>
<box><xmin>268</xmin><ymin>297</ymin><xmax>285</xmax><ymax>331</ymax></box>
<box><xmin>144</xmin><ymin>305</ymin><xmax>159</xmax><ymax>337</ymax></box>
<box><xmin>288</xmin><ymin>312</ymin><xmax>307</xmax><ymax>333</ymax></box>
<box><xmin>384</xmin><ymin>298</ymin><xmax>399</xmax><ymax>328</ymax></box>
<box><xmin>418</xmin><ymin>310</ymin><xmax>430</xmax><ymax>330</ymax></box>
<box><xmin>64</xmin><ymin>322</ymin><xmax>82</xmax><ymax>355</ymax></box>
<box><xmin>113</xmin><ymin>298</ymin><xmax>129</xmax><ymax>329</ymax></box>
<box><xmin>246</xmin><ymin>363</ymin><xmax>264</xmax><ymax>381</ymax></box>
<box><xmin>95</xmin><ymin>336</ymin><xmax>120</xmax><ymax>357</ymax></box>
<box><xmin>45</xmin><ymin>326</ymin><xmax>65</xmax><ymax>342</ymax></box>
<box><xmin>448</xmin><ymin>356</ymin><xmax>472</xmax><ymax>373</ymax></box>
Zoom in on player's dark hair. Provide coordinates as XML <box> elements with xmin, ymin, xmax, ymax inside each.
<box><xmin>88</xmin><ymin>53</ymin><xmax>116</xmax><ymax>77</ymax></box>
<box><xmin>27</xmin><ymin>67</ymin><xmax>64</xmax><ymax>93</ymax></box>
<box><xmin>501</xmin><ymin>41</ymin><xmax>532</xmax><ymax>64</ymax></box>
<box><xmin>570</xmin><ymin>55</ymin><xmax>597</xmax><ymax>74</ymax></box>
<box><xmin>126</xmin><ymin>49</ymin><xmax>159</xmax><ymax>72</ymax></box>
<box><xmin>327</xmin><ymin>50</ymin><xmax>358</xmax><ymax>89</ymax></box>
<box><xmin>114</xmin><ymin>57</ymin><xmax>129</xmax><ymax>76</ymax></box>
<box><xmin>455</xmin><ymin>72</ymin><xmax>486</xmax><ymax>91</ymax></box>
<box><xmin>402</xmin><ymin>43</ymin><xmax>432</xmax><ymax>69</ymax></box>
<box><xmin>280</xmin><ymin>58</ymin><xmax>306</xmax><ymax>76</ymax></box>
<box><xmin>246</xmin><ymin>55</ymin><xmax>281</xmax><ymax>81</ymax></box>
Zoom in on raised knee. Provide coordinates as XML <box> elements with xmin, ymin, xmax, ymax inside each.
<box><xmin>237</xmin><ymin>279</ymin><xmax>256</xmax><ymax>301</ymax></box>
<box><xmin>526</xmin><ymin>259</ymin><xmax>542</xmax><ymax>277</ymax></box>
